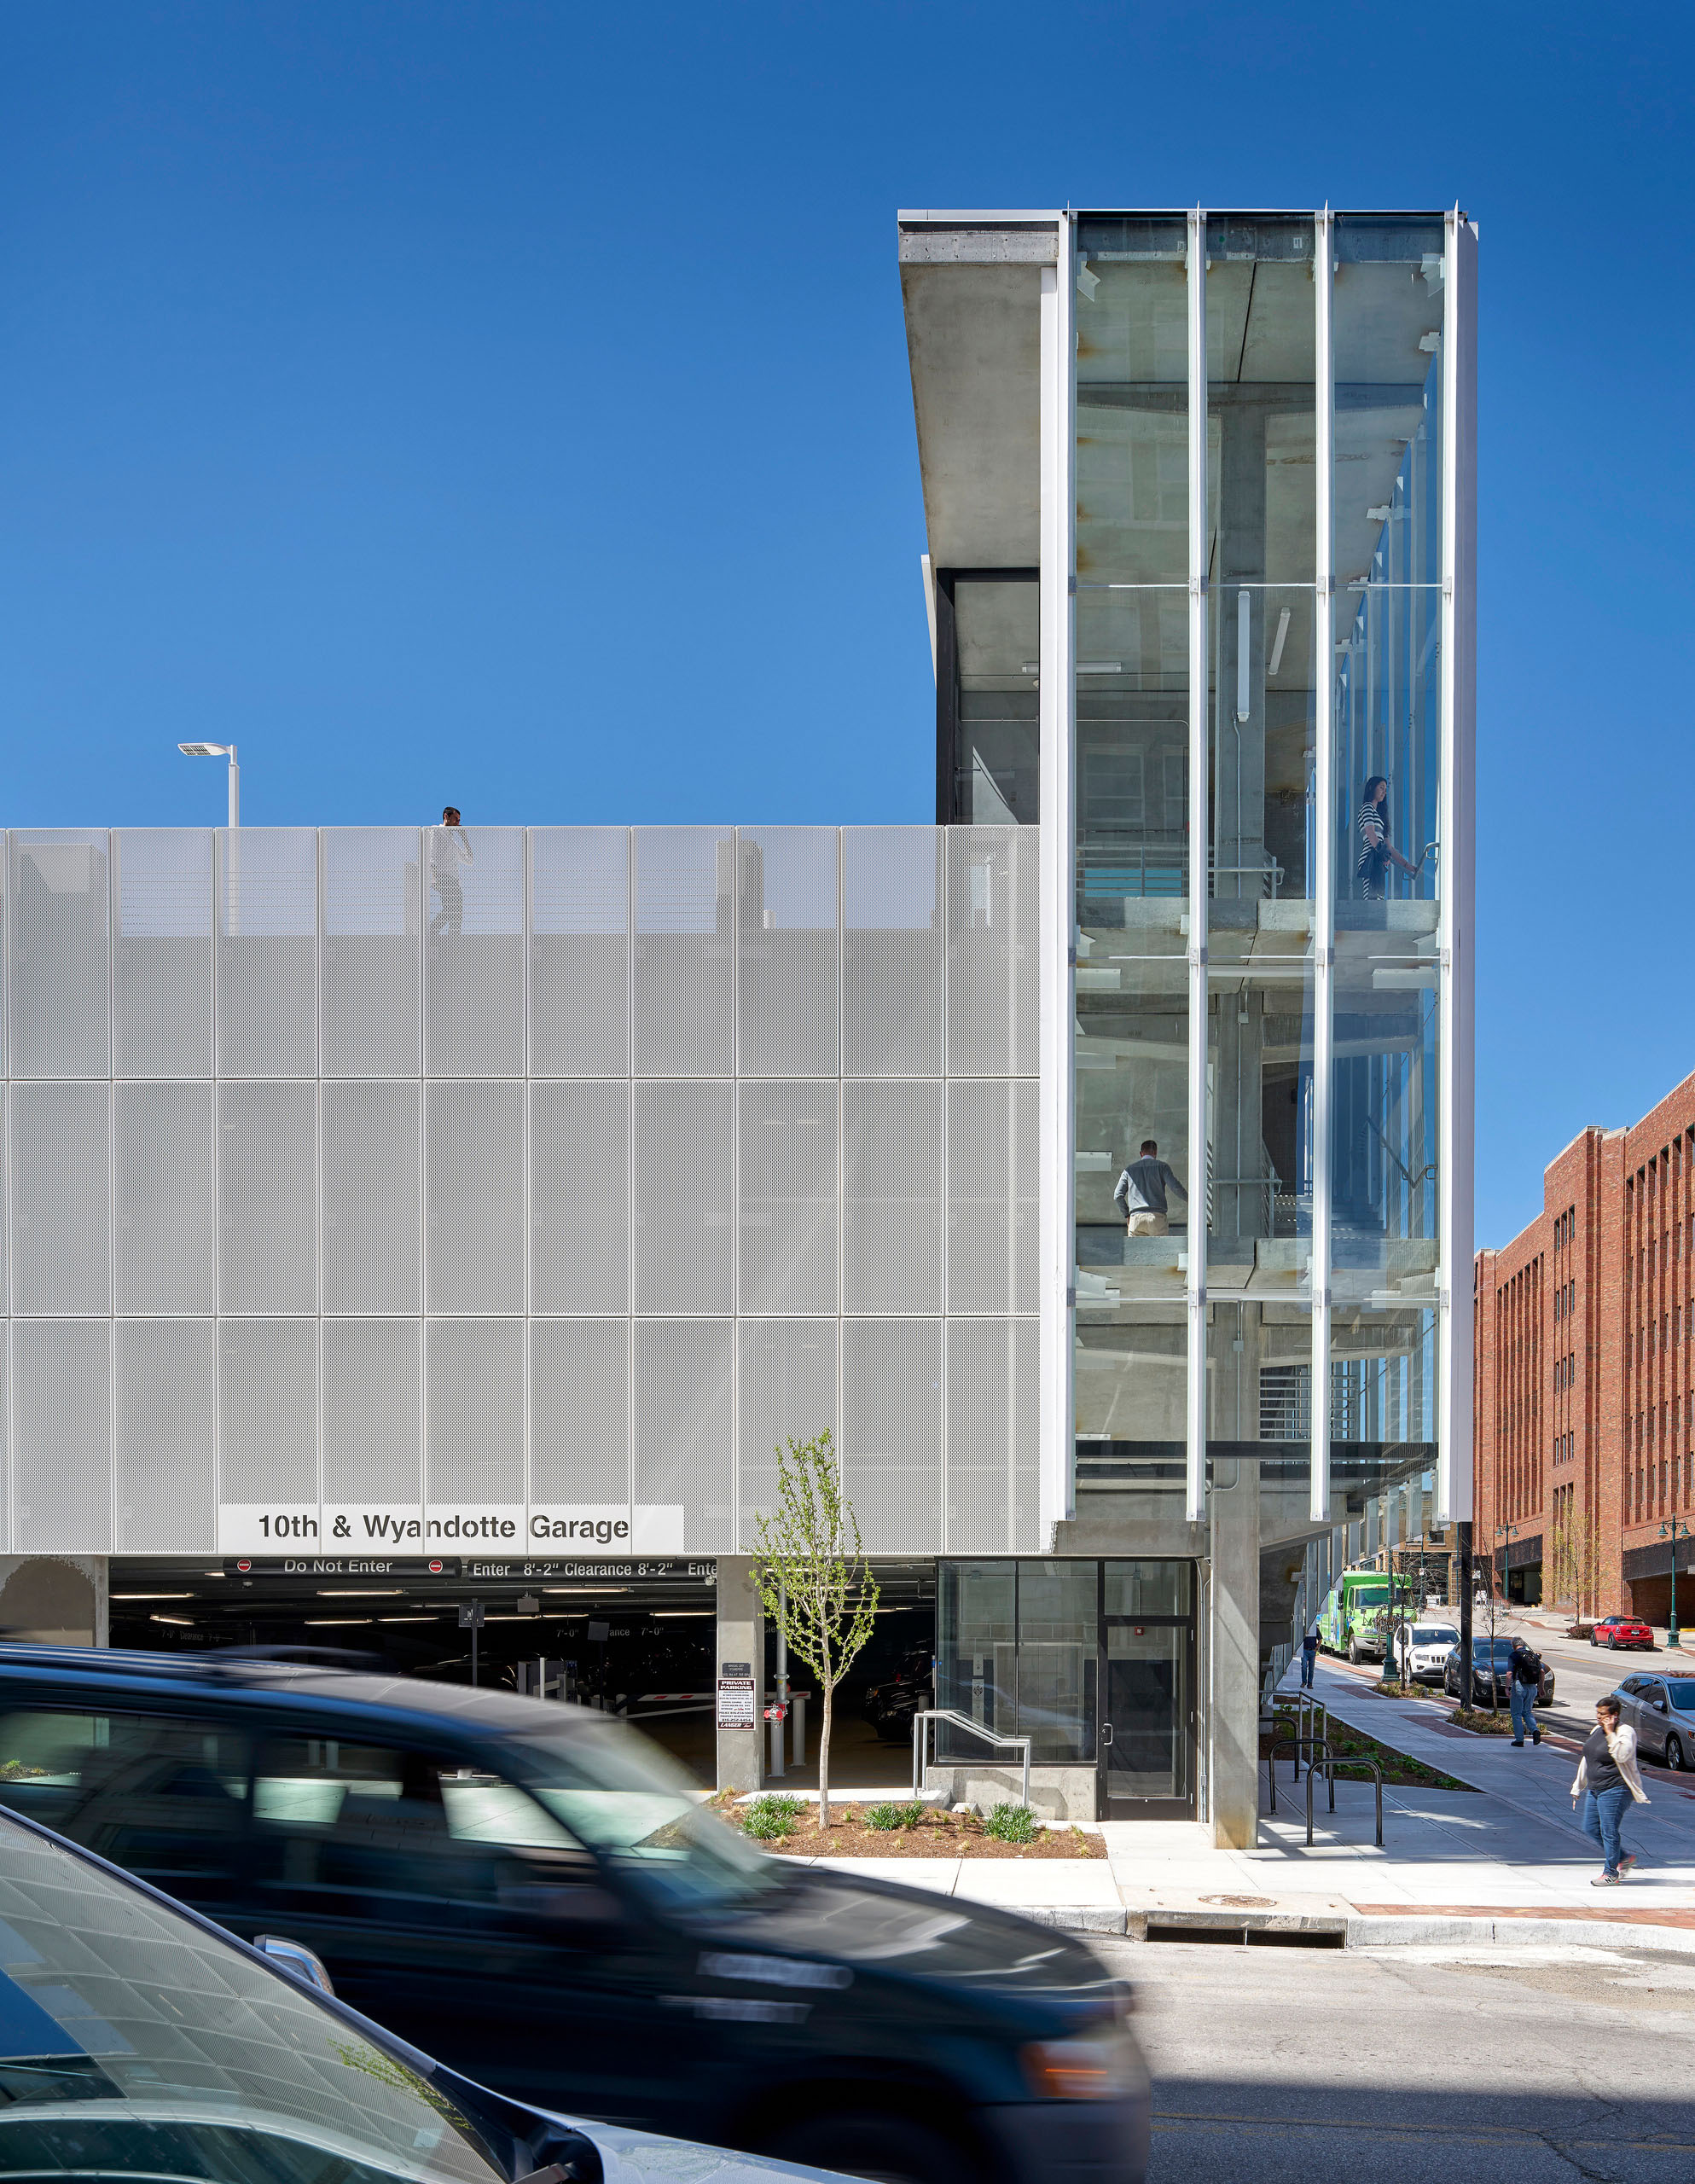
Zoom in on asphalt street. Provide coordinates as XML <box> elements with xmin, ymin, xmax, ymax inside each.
<box><xmin>1384</xmin><ymin>1610</ymin><xmax>1694</xmax><ymax>1747</ymax></box>
<box><xmin>1106</xmin><ymin>1934</ymin><xmax>1695</xmax><ymax>2181</ymax></box>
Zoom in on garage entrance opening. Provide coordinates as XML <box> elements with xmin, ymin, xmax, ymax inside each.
<box><xmin>109</xmin><ymin>1554</ymin><xmax>722</xmax><ymax>1781</ymax></box>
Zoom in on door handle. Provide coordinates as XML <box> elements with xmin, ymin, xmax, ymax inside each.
<box><xmin>1100</xmin><ymin>1722</ymin><xmax>1113</xmax><ymax>1746</ymax></box>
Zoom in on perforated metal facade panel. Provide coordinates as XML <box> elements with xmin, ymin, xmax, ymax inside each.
<box><xmin>842</xmin><ymin>1318</ymin><xmax>943</xmax><ymax>1554</ymax></box>
<box><xmin>11</xmin><ymin>1083</ymin><xmax>110</xmax><ymax>1316</ymax></box>
<box><xmin>737</xmin><ymin>1318</ymin><xmax>838</xmax><ymax>1551</ymax></box>
<box><xmin>530</xmin><ymin>1080</ymin><xmax>630</xmax><ymax>1313</ymax></box>
<box><xmin>426</xmin><ymin>1318</ymin><xmax>524</xmax><ymax>1505</ymax></box>
<box><xmin>9</xmin><ymin>834</ymin><xmax>109</xmax><ymax>1079</ymax></box>
<box><xmin>14</xmin><ymin>1320</ymin><xmax>111</xmax><ymax>1552</ymax></box>
<box><xmin>531</xmin><ymin>1318</ymin><xmax>629</xmax><ymax>1504</ymax></box>
<box><xmin>322</xmin><ymin>1080</ymin><xmax>421</xmax><ymax>1314</ymax></box>
<box><xmin>530</xmin><ymin>829</ymin><xmax>629</xmax><ymax>1075</ymax></box>
<box><xmin>634</xmin><ymin>1080</ymin><xmax>734</xmax><ymax>1314</ymax></box>
<box><xmin>217</xmin><ymin>1319</ymin><xmax>318</xmax><ymax>1504</ymax></box>
<box><xmin>115</xmin><ymin>1083</ymin><xmax>215</xmax><ymax>1315</ymax></box>
<box><xmin>322</xmin><ymin>1317</ymin><xmax>422</xmax><ymax>1507</ymax></box>
<box><xmin>843</xmin><ymin>830</ymin><xmax>944</xmax><ymax>1076</ymax></box>
<box><xmin>425</xmin><ymin>1081</ymin><xmax>524</xmax><ymax>1313</ymax></box>
<box><xmin>736</xmin><ymin>829</ymin><xmax>839</xmax><ymax>1077</ymax></box>
<box><xmin>843</xmin><ymin>1081</ymin><xmax>943</xmax><ymax>1313</ymax></box>
<box><xmin>113</xmin><ymin>832</ymin><xmax>214</xmax><ymax>1079</ymax></box>
<box><xmin>2</xmin><ymin>826</ymin><xmax>1037</xmax><ymax>1557</ymax></box>
<box><xmin>217</xmin><ymin>830</ymin><xmax>318</xmax><ymax>1077</ymax></box>
<box><xmin>633</xmin><ymin>1318</ymin><xmax>734</xmax><ymax>1550</ymax></box>
<box><xmin>633</xmin><ymin>829</ymin><xmax>734</xmax><ymax>1076</ymax></box>
<box><xmin>117</xmin><ymin>1319</ymin><xmax>215</xmax><ymax>1551</ymax></box>
<box><xmin>737</xmin><ymin>1081</ymin><xmax>837</xmax><ymax>1315</ymax></box>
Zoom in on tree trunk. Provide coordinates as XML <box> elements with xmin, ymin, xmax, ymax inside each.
<box><xmin>816</xmin><ymin>1686</ymin><xmax>833</xmax><ymax>1831</ymax></box>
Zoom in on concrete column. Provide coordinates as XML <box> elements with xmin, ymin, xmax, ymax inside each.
<box><xmin>714</xmin><ymin>1555</ymin><xmax>764</xmax><ymax>1795</ymax></box>
<box><xmin>1208</xmin><ymin>1473</ymin><xmax>1261</xmax><ymax>1848</ymax></box>
<box><xmin>0</xmin><ymin>1557</ymin><xmax>106</xmax><ymax>1646</ymax></box>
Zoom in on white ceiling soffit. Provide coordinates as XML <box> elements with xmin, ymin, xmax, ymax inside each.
<box><xmin>899</xmin><ymin>219</ymin><xmax>1054</xmax><ymax>568</ymax></box>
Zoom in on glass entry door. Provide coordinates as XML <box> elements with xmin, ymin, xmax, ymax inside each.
<box><xmin>1099</xmin><ymin>1562</ymin><xmax>1196</xmax><ymax>1818</ymax></box>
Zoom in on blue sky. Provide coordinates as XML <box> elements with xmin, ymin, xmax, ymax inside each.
<box><xmin>2</xmin><ymin>2</ymin><xmax>1690</xmax><ymax>1247</ymax></box>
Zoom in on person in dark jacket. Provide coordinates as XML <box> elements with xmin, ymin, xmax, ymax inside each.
<box><xmin>1508</xmin><ymin>1636</ymin><xmax>1542</xmax><ymax>1745</ymax></box>
<box><xmin>1299</xmin><ymin>1623</ymin><xmax>1320</xmax><ymax>1689</ymax></box>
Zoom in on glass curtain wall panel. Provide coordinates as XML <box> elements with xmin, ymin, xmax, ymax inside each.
<box><xmin>1204</xmin><ymin>218</ymin><xmax>1321</xmax><ymax>1482</ymax></box>
<box><xmin>1072</xmin><ymin>216</ymin><xmax>1192</xmax><ymax>1499</ymax></box>
<box><xmin>1329</xmin><ymin>215</ymin><xmax>1446</xmax><ymax>1445</ymax></box>
<box><xmin>952</xmin><ymin>578</ymin><xmax>1040</xmax><ymax>822</ymax></box>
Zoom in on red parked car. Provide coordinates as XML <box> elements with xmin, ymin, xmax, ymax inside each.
<box><xmin>1591</xmin><ymin>1613</ymin><xmax>1655</xmax><ymax>1651</ymax></box>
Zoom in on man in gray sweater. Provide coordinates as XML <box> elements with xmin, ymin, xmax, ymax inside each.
<box><xmin>1113</xmin><ymin>1140</ymin><xmax>1188</xmax><ymax>1237</ymax></box>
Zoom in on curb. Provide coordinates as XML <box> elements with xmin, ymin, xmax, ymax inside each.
<box><xmin>1001</xmin><ymin>1903</ymin><xmax>1695</xmax><ymax>1952</ymax></box>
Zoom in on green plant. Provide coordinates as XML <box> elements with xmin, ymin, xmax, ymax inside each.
<box><xmin>748</xmin><ymin>1429</ymin><xmax>881</xmax><ymax>1830</ymax></box>
<box><xmin>984</xmin><ymin>1802</ymin><xmax>1040</xmax><ymax>1844</ymax></box>
<box><xmin>740</xmin><ymin>1793</ymin><xmax>804</xmax><ymax>1839</ymax></box>
<box><xmin>864</xmin><ymin>1801</ymin><xmax>926</xmax><ymax>1831</ymax></box>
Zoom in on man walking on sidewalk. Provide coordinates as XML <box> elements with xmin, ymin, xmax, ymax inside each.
<box><xmin>1299</xmin><ymin>1622</ymin><xmax>1319</xmax><ymax>1689</ymax></box>
<box><xmin>1572</xmin><ymin>1695</ymin><xmax>1649</xmax><ymax>1885</ymax></box>
<box><xmin>1508</xmin><ymin>1635</ymin><xmax>1542</xmax><ymax>1746</ymax></box>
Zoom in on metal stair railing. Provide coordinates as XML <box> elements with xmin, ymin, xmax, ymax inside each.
<box><xmin>912</xmin><ymin>1710</ymin><xmax>1032</xmax><ymax>1809</ymax></box>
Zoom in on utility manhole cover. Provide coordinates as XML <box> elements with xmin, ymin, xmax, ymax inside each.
<box><xmin>1199</xmin><ymin>1894</ymin><xmax>1274</xmax><ymax>1908</ymax></box>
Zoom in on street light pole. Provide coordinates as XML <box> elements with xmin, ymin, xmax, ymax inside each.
<box><xmin>177</xmin><ymin>742</ymin><xmax>240</xmax><ymax>827</ymax></box>
<box><xmin>1660</xmin><ymin>1512</ymin><xmax>1690</xmax><ymax>1650</ymax></box>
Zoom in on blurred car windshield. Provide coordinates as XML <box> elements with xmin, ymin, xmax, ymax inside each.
<box><xmin>507</xmin><ymin>1717</ymin><xmax>784</xmax><ymax>1913</ymax></box>
<box><xmin>1411</xmin><ymin>1628</ymin><xmax>1455</xmax><ymax>1647</ymax></box>
<box><xmin>1470</xmin><ymin>1641</ymin><xmax>1516</xmax><ymax>1663</ymax></box>
<box><xmin>0</xmin><ymin>1815</ymin><xmax>511</xmax><ymax>2184</ymax></box>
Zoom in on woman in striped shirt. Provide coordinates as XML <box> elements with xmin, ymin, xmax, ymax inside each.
<box><xmin>1355</xmin><ymin>775</ymin><xmax>1421</xmax><ymax>899</ymax></box>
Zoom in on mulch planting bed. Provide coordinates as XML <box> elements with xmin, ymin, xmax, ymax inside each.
<box><xmin>711</xmin><ymin>1796</ymin><xmax>1101</xmax><ymax>1859</ymax></box>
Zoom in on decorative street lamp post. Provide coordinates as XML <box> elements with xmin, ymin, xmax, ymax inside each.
<box><xmin>1660</xmin><ymin>1513</ymin><xmax>1691</xmax><ymax>1650</ymax></box>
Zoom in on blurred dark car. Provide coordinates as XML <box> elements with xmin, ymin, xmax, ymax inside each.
<box><xmin>0</xmin><ymin>1794</ymin><xmax>827</xmax><ymax>2184</ymax></box>
<box><xmin>862</xmin><ymin>1649</ymin><xmax>935</xmax><ymax>1742</ymax></box>
<box><xmin>1590</xmin><ymin>1614</ymin><xmax>1655</xmax><ymax>1652</ymax></box>
<box><xmin>1442</xmin><ymin>1639</ymin><xmax>1556</xmax><ymax>1708</ymax></box>
<box><xmin>0</xmin><ymin>1647</ymin><xmax>1147</xmax><ymax>2184</ymax></box>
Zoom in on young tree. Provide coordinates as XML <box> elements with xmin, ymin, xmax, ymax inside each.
<box><xmin>750</xmin><ymin>1430</ymin><xmax>880</xmax><ymax>1832</ymax></box>
<box><xmin>1547</xmin><ymin>1507</ymin><xmax>1603</xmax><ymax>1619</ymax></box>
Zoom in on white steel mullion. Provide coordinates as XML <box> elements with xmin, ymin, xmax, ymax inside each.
<box><xmin>1036</xmin><ymin>212</ymin><xmax>1077</xmax><ymax>1541</ymax></box>
<box><xmin>1310</xmin><ymin>210</ymin><xmax>1336</xmax><ymax>1525</ymax></box>
<box><xmin>1438</xmin><ymin>207</ymin><xmax>1477</xmax><ymax>1524</ymax></box>
<box><xmin>1185</xmin><ymin>208</ymin><xmax>1209</xmax><ymax>1525</ymax></box>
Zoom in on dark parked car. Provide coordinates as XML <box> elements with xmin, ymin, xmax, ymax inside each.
<box><xmin>0</xmin><ymin>1793</ymin><xmax>822</xmax><ymax>2184</ymax></box>
<box><xmin>1613</xmin><ymin>1674</ymin><xmax>1695</xmax><ymax>1770</ymax></box>
<box><xmin>862</xmin><ymin>1648</ymin><xmax>935</xmax><ymax>1742</ymax></box>
<box><xmin>0</xmin><ymin>1648</ymin><xmax>1148</xmax><ymax>2184</ymax></box>
<box><xmin>1442</xmin><ymin>1639</ymin><xmax>1556</xmax><ymax>1709</ymax></box>
<box><xmin>1591</xmin><ymin>1614</ymin><xmax>1655</xmax><ymax>1652</ymax></box>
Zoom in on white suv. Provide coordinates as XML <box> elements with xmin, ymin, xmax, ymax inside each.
<box><xmin>1393</xmin><ymin>1622</ymin><xmax>1460</xmax><ymax>1684</ymax></box>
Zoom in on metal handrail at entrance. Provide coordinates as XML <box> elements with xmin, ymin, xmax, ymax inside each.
<box><xmin>912</xmin><ymin>1710</ymin><xmax>1032</xmax><ymax>1809</ymax></box>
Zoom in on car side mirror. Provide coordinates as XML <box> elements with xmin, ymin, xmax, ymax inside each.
<box><xmin>256</xmin><ymin>1934</ymin><xmax>335</xmax><ymax>1997</ymax></box>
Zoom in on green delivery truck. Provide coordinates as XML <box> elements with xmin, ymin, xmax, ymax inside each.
<box><xmin>1315</xmin><ymin>1570</ymin><xmax>1415</xmax><ymax>1664</ymax></box>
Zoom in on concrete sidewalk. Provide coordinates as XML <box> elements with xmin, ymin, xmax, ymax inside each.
<box><xmin>781</xmin><ymin>1653</ymin><xmax>1695</xmax><ymax>1950</ymax></box>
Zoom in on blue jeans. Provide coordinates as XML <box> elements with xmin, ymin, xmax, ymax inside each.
<box><xmin>1582</xmin><ymin>1786</ymin><xmax>1633</xmax><ymax>1875</ymax></box>
<box><xmin>1300</xmin><ymin>1648</ymin><xmax>1315</xmax><ymax>1688</ymax></box>
<box><xmin>1509</xmin><ymin>1680</ymin><xmax>1539</xmax><ymax>1740</ymax></box>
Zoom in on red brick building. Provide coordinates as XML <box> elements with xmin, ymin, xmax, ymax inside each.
<box><xmin>1475</xmin><ymin>1072</ymin><xmax>1695</xmax><ymax>1626</ymax></box>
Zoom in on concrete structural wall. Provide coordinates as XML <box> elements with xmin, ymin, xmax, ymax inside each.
<box><xmin>0</xmin><ymin>824</ymin><xmax>1037</xmax><ymax>1562</ymax></box>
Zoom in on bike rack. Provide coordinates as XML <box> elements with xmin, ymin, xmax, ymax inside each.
<box><xmin>1265</xmin><ymin>1735</ymin><xmax>1332</xmax><ymax>1811</ymax></box>
<box><xmin>912</xmin><ymin>1710</ymin><xmax>1032</xmax><ymax>1809</ymax></box>
<box><xmin>1307</xmin><ymin>1756</ymin><xmax>1383</xmax><ymax>1847</ymax></box>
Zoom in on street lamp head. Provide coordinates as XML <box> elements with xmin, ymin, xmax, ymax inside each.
<box><xmin>177</xmin><ymin>743</ymin><xmax>232</xmax><ymax>758</ymax></box>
